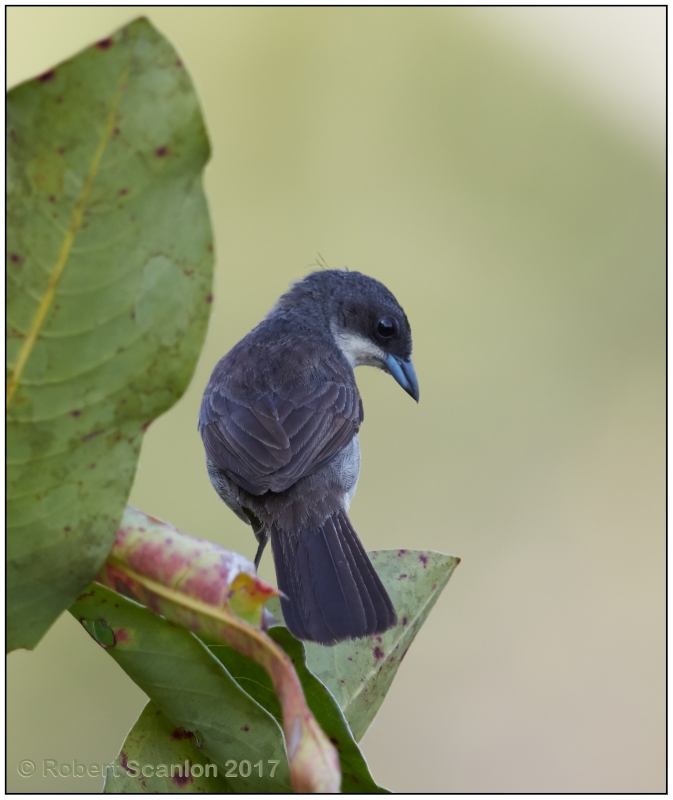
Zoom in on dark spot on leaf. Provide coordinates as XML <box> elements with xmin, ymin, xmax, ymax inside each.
<box><xmin>241</xmin><ymin>725</ymin><xmax>249</xmax><ymax>732</ymax></box>
<box><xmin>138</xmin><ymin>527</ymin><xmax>145</xmax><ymax>532</ymax></box>
<box><xmin>56</xmin><ymin>97</ymin><xmax>63</xmax><ymax>104</ymax></box>
<box><xmin>398</xmin><ymin>573</ymin><xmax>407</xmax><ymax>580</ymax></box>
<box><xmin>76</xmin><ymin>589</ymin><xmax>94</xmax><ymax>600</ymax></box>
<box><xmin>347</xmin><ymin>656</ymin><xmax>353</xmax><ymax>661</ymax></box>
<box><xmin>373</xmin><ymin>646</ymin><xmax>384</xmax><ymax>660</ymax></box>
<box><xmin>64</xmin><ymin>526</ymin><xmax>72</xmax><ymax>533</ymax></box>
<box><xmin>340</xmin><ymin>678</ymin><xmax>345</xmax><ymax>683</ymax></box>
<box><xmin>184</xmin><ymin>269</ymin><xmax>194</xmax><ymax>276</ymax></box>
<box><xmin>10</xmin><ymin>129</ymin><xmax>17</xmax><ymax>142</ymax></box>
<box><xmin>48</xmin><ymin>195</ymin><xmax>55</xmax><ymax>203</ymax></box>
<box><xmin>114</xmin><ymin>628</ymin><xmax>130</xmax><ymax>644</ymax></box>
<box><xmin>330</xmin><ymin>737</ymin><xmax>339</xmax><ymax>746</ymax></box>
<box><xmin>141</xmin><ymin>421</ymin><xmax>151</xmax><ymax>433</ymax></box>
<box><xmin>155</xmin><ymin>145</ymin><xmax>169</xmax><ymax>157</ymax></box>
<box><xmin>82</xmin><ymin>429</ymin><xmax>104</xmax><ymax>441</ymax></box>
<box><xmin>96</xmin><ymin>37</ymin><xmax>114</xmax><ymax>49</ymax></box>
<box><xmin>89</xmin><ymin>463</ymin><xmax>97</xmax><ymax>469</ymax></box>
<box><xmin>113</xmin><ymin>127</ymin><xmax>120</xmax><ymax>138</ymax></box>
<box><xmin>206</xmin><ymin>294</ymin><xmax>213</xmax><ymax>303</ymax></box>
<box><xmin>119</xmin><ymin>752</ymin><xmax>129</xmax><ymax>771</ymax></box>
<box><xmin>455</xmin><ymin>557</ymin><xmax>462</xmax><ymax>565</ymax></box>
<box><xmin>397</xmin><ymin>549</ymin><xmax>407</xmax><ymax>556</ymax></box>
<box><xmin>171</xmin><ymin>727</ymin><xmax>195</xmax><ymax>741</ymax></box>
<box><xmin>38</xmin><ymin>70</ymin><xmax>55</xmax><ymax>83</ymax></box>
<box><xmin>172</xmin><ymin>772</ymin><xmax>192</xmax><ymax>787</ymax></box>
<box><xmin>175</xmin><ymin>59</ymin><xmax>183</xmax><ymax>67</ymax></box>
<box><xmin>376</xmin><ymin>636</ymin><xmax>382</xmax><ymax>643</ymax></box>
<box><xmin>57</xmin><ymin>147</ymin><xmax>65</xmax><ymax>155</ymax></box>
<box><xmin>70</xmin><ymin>409</ymin><xmax>81</xmax><ymax>417</ymax></box>
<box><xmin>432</xmin><ymin>583</ymin><xmax>437</xmax><ymax>591</ymax></box>
<box><xmin>207</xmin><ymin>243</ymin><xmax>213</xmax><ymax>252</ymax></box>
<box><xmin>419</xmin><ymin>553</ymin><xmax>428</xmax><ymax>567</ymax></box>
<box><xmin>119</xmin><ymin>188</ymin><xmax>128</xmax><ymax>195</ymax></box>
<box><xmin>402</xmin><ymin>616</ymin><xmax>408</xmax><ymax>625</ymax></box>
<box><xmin>10</xmin><ymin>253</ymin><xmax>23</xmax><ymax>263</ymax></box>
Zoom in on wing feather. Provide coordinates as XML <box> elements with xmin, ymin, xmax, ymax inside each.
<box><xmin>199</xmin><ymin>379</ymin><xmax>361</xmax><ymax>495</ymax></box>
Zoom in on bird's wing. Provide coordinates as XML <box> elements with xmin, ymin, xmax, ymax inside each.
<box><xmin>199</xmin><ymin>381</ymin><xmax>362</xmax><ymax>495</ymax></box>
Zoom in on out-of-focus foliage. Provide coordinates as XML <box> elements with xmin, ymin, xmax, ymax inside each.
<box><xmin>72</xmin><ymin>584</ymin><xmax>295</xmax><ymax>793</ymax></box>
<box><xmin>88</xmin><ymin>509</ymin><xmax>342</xmax><ymax>793</ymax></box>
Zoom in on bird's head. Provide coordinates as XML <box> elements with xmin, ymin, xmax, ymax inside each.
<box><xmin>284</xmin><ymin>269</ymin><xmax>419</xmax><ymax>402</ymax></box>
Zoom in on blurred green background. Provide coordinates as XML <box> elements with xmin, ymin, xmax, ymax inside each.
<box><xmin>7</xmin><ymin>7</ymin><xmax>664</xmax><ymax>793</ymax></box>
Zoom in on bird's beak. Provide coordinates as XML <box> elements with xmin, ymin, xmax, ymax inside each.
<box><xmin>384</xmin><ymin>354</ymin><xmax>419</xmax><ymax>402</ymax></box>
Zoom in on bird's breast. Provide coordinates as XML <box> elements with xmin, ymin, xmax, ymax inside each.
<box><xmin>332</xmin><ymin>435</ymin><xmax>361</xmax><ymax>510</ymax></box>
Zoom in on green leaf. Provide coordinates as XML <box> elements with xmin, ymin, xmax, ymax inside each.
<box><xmin>7</xmin><ymin>18</ymin><xmax>213</xmax><ymax>651</ymax></box>
<box><xmin>97</xmin><ymin>507</ymin><xmax>341</xmax><ymax>792</ymax></box>
<box><xmin>205</xmin><ymin>627</ymin><xmax>389</xmax><ymax>793</ymax></box>
<box><xmin>269</xmin><ymin>549</ymin><xmax>460</xmax><ymax>742</ymax></box>
<box><xmin>104</xmin><ymin>701</ymin><xmax>232</xmax><ymax>793</ymax></box>
<box><xmin>70</xmin><ymin>584</ymin><xmax>293</xmax><ymax>793</ymax></box>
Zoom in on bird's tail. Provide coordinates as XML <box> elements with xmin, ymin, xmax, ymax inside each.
<box><xmin>269</xmin><ymin>510</ymin><xmax>396</xmax><ymax>645</ymax></box>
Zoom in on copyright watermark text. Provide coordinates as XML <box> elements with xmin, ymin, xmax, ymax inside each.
<box><xmin>18</xmin><ymin>759</ymin><xmax>219</xmax><ymax>779</ymax></box>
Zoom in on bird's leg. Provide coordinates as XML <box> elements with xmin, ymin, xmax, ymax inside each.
<box><xmin>243</xmin><ymin>508</ymin><xmax>268</xmax><ymax>569</ymax></box>
<box><xmin>253</xmin><ymin>529</ymin><xmax>269</xmax><ymax>569</ymax></box>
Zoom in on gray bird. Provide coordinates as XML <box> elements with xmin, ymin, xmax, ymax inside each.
<box><xmin>199</xmin><ymin>270</ymin><xmax>418</xmax><ymax>645</ymax></box>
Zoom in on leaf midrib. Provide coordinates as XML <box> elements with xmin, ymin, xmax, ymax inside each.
<box><xmin>6</xmin><ymin>61</ymin><xmax>131</xmax><ymax>408</ymax></box>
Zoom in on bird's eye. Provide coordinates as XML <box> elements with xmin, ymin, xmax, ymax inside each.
<box><xmin>376</xmin><ymin>317</ymin><xmax>396</xmax><ymax>338</ymax></box>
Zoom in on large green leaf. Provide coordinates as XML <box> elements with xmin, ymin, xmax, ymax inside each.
<box><xmin>6</xmin><ymin>18</ymin><xmax>213</xmax><ymax>651</ymax></box>
<box><xmin>104</xmin><ymin>701</ymin><xmax>232</xmax><ymax>793</ymax></box>
<box><xmin>205</xmin><ymin>627</ymin><xmax>389</xmax><ymax>793</ymax></box>
<box><xmin>70</xmin><ymin>584</ymin><xmax>293</xmax><ymax>793</ymax></box>
<box><xmin>269</xmin><ymin>549</ymin><xmax>459</xmax><ymax>742</ymax></box>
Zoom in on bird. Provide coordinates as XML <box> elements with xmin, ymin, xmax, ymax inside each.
<box><xmin>198</xmin><ymin>269</ymin><xmax>418</xmax><ymax>645</ymax></box>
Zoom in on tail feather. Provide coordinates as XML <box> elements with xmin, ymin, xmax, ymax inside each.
<box><xmin>270</xmin><ymin>533</ymin><xmax>310</xmax><ymax>640</ymax></box>
<box><xmin>335</xmin><ymin>512</ymin><xmax>395</xmax><ymax>632</ymax></box>
<box><xmin>270</xmin><ymin>510</ymin><xmax>396</xmax><ymax>645</ymax></box>
<box><xmin>339</xmin><ymin>514</ymin><xmax>396</xmax><ymax>630</ymax></box>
